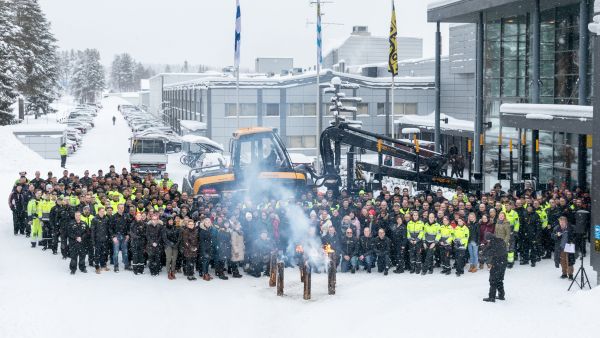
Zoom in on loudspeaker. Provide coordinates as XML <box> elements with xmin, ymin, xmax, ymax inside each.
<box><xmin>574</xmin><ymin>210</ymin><xmax>590</xmax><ymax>235</ymax></box>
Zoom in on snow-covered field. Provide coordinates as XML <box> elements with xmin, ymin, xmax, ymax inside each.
<box><xmin>0</xmin><ymin>97</ymin><xmax>599</xmax><ymax>338</ymax></box>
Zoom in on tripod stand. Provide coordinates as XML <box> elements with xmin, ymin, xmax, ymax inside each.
<box><xmin>568</xmin><ymin>238</ymin><xmax>592</xmax><ymax>291</ymax></box>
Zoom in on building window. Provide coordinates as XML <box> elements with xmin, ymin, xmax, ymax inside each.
<box><xmin>289</xmin><ymin>103</ymin><xmax>316</xmax><ymax>116</ymax></box>
<box><xmin>377</xmin><ymin>103</ymin><xmax>385</xmax><ymax>115</ymax></box>
<box><xmin>303</xmin><ymin>103</ymin><xmax>316</xmax><ymax>116</ymax></box>
<box><xmin>393</xmin><ymin>103</ymin><xmax>418</xmax><ymax>115</ymax></box>
<box><xmin>265</xmin><ymin>103</ymin><xmax>279</xmax><ymax>116</ymax></box>
<box><xmin>225</xmin><ymin>103</ymin><xmax>237</xmax><ymax>117</ymax></box>
<box><xmin>357</xmin><ymin>103</ymin><xmax>369</xmax><ymax>115</ymax></box>
<box><xmin>289</xmin><ymin>103</ymin><xmax>303</xmax><ymax>116</ymax></box>
<box><xmin>225</xmin><ymin>103</ymin><xmax>257</xmax><ymax>117</ymax></box>
<box><xmin>287</xmin><ymin>135</ymin><xmax>317</xmax><ymax>148</ymax></box>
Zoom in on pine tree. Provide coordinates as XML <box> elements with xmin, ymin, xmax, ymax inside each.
<box><xmin>71</xmin><ymin>49</ymin><xmax>105</xmax><ymax>103</ymax></box>
<box><xmin>182</xmin><ymin>60</ymin><xmax>189</xmax><ymax>73</ymax></box>
<box><xmin>164</xmin><ymin>65</ymin><xmax>172</xmax><ymax>73</ymax></box>
<box><xmin>0</xmin><ymin>0</ymin><xmax>23</xmax><ymax>124</ymax></box>
<box><xmin>13</xmin><ymin>0</ymin><xmax>59</xmax><ymax>117</ymax></box>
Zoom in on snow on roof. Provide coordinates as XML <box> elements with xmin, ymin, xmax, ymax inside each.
<box><xmin>428</xmin><ymin>0</ymin><xmax>464</xmax><ymax>10</ymax></box>
<box><xmin>179</xmin><ymin>120</ymin><xmax>207</xmax><ymax>131</ymax></box>
<box><xmin>179</xmin><ymin>134</ymin><xmax>223</xmax><ymax>151</ymax></box>
<box><xmin>120</xmin><ymin>92</ymin><xmax>140</xmax><ymax>98</ymax></box>
<box><xmin>395</xmin><ymin>112</ymin><xmax>473</xmax><ymax>132</ymax></box>
<box><xmin>10</xmin><ymin>124</ymin><xmax>66</xmax><ymax>133</ymax></box>
<box><xmin>140</xmin><ymin>79</ymin><xmax>150</xmax><ymax>91</ymax></box>
<box><xmin>164</xmin><ymin>70</ymin><xmax>434</xmax><ymax>90</ymax></box>
<box><xmin>500</xmin><ymin>103</ymin><xmax>593</xmax><ymax>119</ymax></box>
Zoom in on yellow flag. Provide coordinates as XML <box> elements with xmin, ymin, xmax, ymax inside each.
<box><xmin>388</xmin><ymin>1</ymin><xmax>398</xmax><ymax>76</ymax></box>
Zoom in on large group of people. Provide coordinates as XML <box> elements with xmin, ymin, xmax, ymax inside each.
<box><xmin>7</xmin><ymin>166</ymin><xmax>589</xmax><ymax>301</ymax></box>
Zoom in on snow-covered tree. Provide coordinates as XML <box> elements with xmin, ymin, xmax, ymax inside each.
<box><xmin>181</xmin><ymin>60</ymin><xmax>189</xmax><ymax>73</ymax></box>
<box><xmin>13</xmin><ymin>0</ymin><xmax>59</xmax><ymax>117</ymax></box>
<box><xmin>71</xmin><ymin>49</ymin><xmax>105</xmax><ymax>103</ymax></box>
<box><xmin>0</xmin><ymin>0</ymin><xmax>23</xmax><ymax>124</ymax></box>
<box><xmin>164</xmin><ymin>64</ymin><xmax>172</xmax><ymax>73</ymax></box>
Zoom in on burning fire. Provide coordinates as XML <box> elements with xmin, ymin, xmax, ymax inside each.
<box><xmin>323</xmin><ymin>244</ymin><xmax>335</xmax><ymax>254</ymax></box>
<box><xmin>295</xmin><ymin>245</ymin><xmax>304</xmax><ymax>254</ymax></box>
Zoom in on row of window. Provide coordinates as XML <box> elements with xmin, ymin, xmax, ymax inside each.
<box><xmin>223</xmin><ymin>103</ymin><xmax>418</xmax><ymax>117</ymax></box>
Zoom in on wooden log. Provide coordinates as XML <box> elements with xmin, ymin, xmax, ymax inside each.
<box><xmin>269</xmin><ymin>253</ymin><xmax>276</xmax><ymax>287</ymax></box>
<box><xmin>328</xmin><ymin>252</ymin><xmax>336</xmax><ymax>295</ymax></box>
<box><xmin>303</xmin><ymin>264</ymin><xmax>311</xmax><ymax>300</ymax></box>
<box><xmin>276</xmin><ymin>262</ymin><xmax>284</xmax><ymax>296</ymax></box>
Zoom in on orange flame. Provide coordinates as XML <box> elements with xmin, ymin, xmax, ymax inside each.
<box><xmin>324</xmin><ymin>244</ymin><xmax>335</xmax><ymax>254</ymax></box>
<box><xmin>295</xmin><ymin>245</ymin><xmax>304</xmax><ymax>254</ymax></box>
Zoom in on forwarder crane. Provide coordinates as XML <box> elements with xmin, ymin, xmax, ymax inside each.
<box><xmin>309</xmin><ymin>76</ymin><xmax>481</xmax><ymax>194</ymax></box>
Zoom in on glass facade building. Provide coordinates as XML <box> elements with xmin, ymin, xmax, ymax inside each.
<box><xmin>429</xmin><ymin>0</ymin><xmax>593</xmax><ymax>190</ymax></box>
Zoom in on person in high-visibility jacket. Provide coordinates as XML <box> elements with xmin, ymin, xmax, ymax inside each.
<box><xmin>80</xmin><ymin>206</ymin><xmax>95</xmax><ymax>267</ymax></box>
<box><xmin>437</xmin><ymin>216</ymin><xmax>454</xmax><ymax>275</ymax></box>
<box><xmin>533</xmin><ymin>200</ymin><xmax>550</xmax><ymax>260</ymax></box>
<box><xmin>406</xmin><ymin>211</ymin><xmax>425</xmax><ymax>274</ymax></box>
<box><xmin>422</xmin><ymin>213</ymin><xmax>440</xmax><ymax>275</ymax></box>
<box><xmin>27</xmin><ymin>190</ymin><xmax>43</xmax><ymax>248</ymax></box>
<box><xmin>39</xmin><ymin>194</ymin><xmax>56</xmax><ymax>250</ymax></box>
<box><xmin>157</xmin><ymin>173</ymin><xmax>174</xmax><ymax>189</ymax></box>
<box><xmin>503</xmin><ymin>202</ymin><xmax>520</xmax><ymax>268</ymax></box>
<box><xmin>453</xmin><ymin>218</ymin><xmax>470</xmax><ymax>276</ymax></box>
<box><xmin>59</xmin><ymin>143</ymin><xmax>68</xmax><ymax>168</ymax></box>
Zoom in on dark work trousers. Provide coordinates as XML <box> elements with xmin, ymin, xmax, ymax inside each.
<box><xmin>422</xmin><ymin>242</ymin><xmax>436</xmax><ymax>272</ymax></box>
<box><xmin>61</xmin><ymin>155</ymin><xmax>67</xmax><ymax>168</ymax></box>
<box><xmin>60</xmin><ymin>225</ymin><xmax>69</xmax><ymax>259</ymax></box>
<box><xmin>41</xmin><ymin>221</ymin><xmax>51</xmax><ymax>249</ymax></box>
<box><xmin>184</xmin><ymin>256</ymin><xmax>196</xmax><ymax>277</ymax></box>
<box><xmin>489</xmin><ymin>262</ymin><xmax>507</xmax><ymax>299</ymax></box>
<box><xmin>94</xmin><ymin>241</ymin><xmax>108</xmax><ymax>268</ymax></box>
<box><xmin>131</xmin><ymin>241</ymin><xmax>145</xmax><ymax>274</ymax></box>
<box><xmin>376</xmin><ymin>254</ymin><xmax>391</xmax><ymax>272</ymax></box>
<box><xmin>148</xmin><ymin>246</ymin><xmax>161</xmax><ymax>275</ymax></box>
<box><xmin>69</xmin><ymin>242</ymin><xmax>86</xmax><ymax>272</ymax></box>
<box><xmin>455</xmin><ymin>248</ymin><xmax>466</xmax><ymax>274</ymax></box>
<box><xmin>439</xmin><ymin>244</ymin><xmax>452</xmax><ymax>272</ymax></box>
<box><xmin>408</xmin><ymin>240</ymin><xmax>422</xmax><ymax>273</ymax></box>
<box><xmin>50</xmin><ymin>225</ymin><xmax>60</xmax><ymax>254</ymax></box>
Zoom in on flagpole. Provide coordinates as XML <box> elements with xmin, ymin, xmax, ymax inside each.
<box><xmin>236</xmin><ymin>67</ymin><xmax>240</xmax><ymax>129</ymax></box>
<box><xmin>391</xmin><ymin>75</ymin><xmax>395</xmax><ymax>139</ymax></box>
<box><xmin>315</xmin><ymin>0</ymin><xmax>322</xmax><ymax>174</ymax></box>
<box><xmin>234</xmin><ymin>0</ymin><xmax>241</xmax><ymax>130</ymax></box>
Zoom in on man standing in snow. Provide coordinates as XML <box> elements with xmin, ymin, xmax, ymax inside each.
<box><xmin>112</xmin><ymin>115</ymin><xmax>116</xmax><ymax>125</ymax></box>
<box><xmin>482</xmin><ymin>232</ymin><xmax>507</xmax><ymax>302</ymax></box>
<box><xmin>59</xmin><ymin>143</ymin><xmax>68</xmax><ymax>168</ymax></box>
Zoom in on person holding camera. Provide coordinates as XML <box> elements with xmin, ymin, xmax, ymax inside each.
<box><xmin>551</xmin><ymin>216</ymin><xmax>575</xmax><ymax>280</ymax></box>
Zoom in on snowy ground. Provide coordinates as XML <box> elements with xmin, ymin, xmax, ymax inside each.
<box><xmin>0</xmin><ymin>97</ymin><xmax>599</xmax><ymax>338</ymax></box>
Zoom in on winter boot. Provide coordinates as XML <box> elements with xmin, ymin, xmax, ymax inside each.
<box><xmin>217</xmin><ymin>272</ymin><xmax>229</xmax><ymax>280</ymax></box>
<box><xmin>483</xmin><ymin>297</ymin><xmax>495</xmax><ymax>302</ymax></box>
<box><xmin>421</xmin><ymin>269</ymin><xmax>427</xmax><ymax>275</ymax></box>
<box><xmin>393</xmin><ymin>267</ymin><xmax>404</xmax><ymax>274</ymax></box>
<box><xmin>202</xmin><ymin>273</ymin><xmax>212</xmax><ymax>281</ymax></box>
<box><xmin>351</xmin><ymin>267</ymin><xmax>356</xmax><ymax>274</ymax></box>
<box><xmin>519</xmin><ymin>260</ymin><xmax>528</xmax><ymax>266</ymax></box>
<box><xmin>428</xmin><ymin>269</ymin><xmax>433</xmax><ymax>274</ymax></box>
<box><xmin>409</xmin><ymin>267</ymin><xmax>415</xmax><ymax>274</ymax></box>
<box><xmin>232</xmin><ymin>270</ymin><xmax>243</xmax><ymax>278</ymax></box>
<box><xmin>95</xmin><ymin>267</ymin><xmax>101</xmax><ymax>274</ymax></box>
<box><xmin>531</xmin><ymin>261</ymin><xmax>536</xmax><ymax>267</ymax></box>
<box><xmin>497</xmin><ymin>288</ymin><xmax>505</xmax><ymax>301</ymax></box>
<box><xmin>114</xmin><ymin>266</ymin><xmax>119</xmax><ymax>273</ymax></box>
<box><xmin>383</xmin><ymin>269</ymin><xmax>388</xmax><ymax>276</ymax></box>
<box><xmin>31</xmin><ymin>242</ymin><xmax>36</xmax><ymax>248</ymax></box>
<box><xmin>479</xmin><ymin>263</ymin><xmax>484</xmax><ymax>269</ymax></box>
<box><xmin>187</xmin><ymin>275</ymin><xmax>197</xmax><ymax>281</ymax></box>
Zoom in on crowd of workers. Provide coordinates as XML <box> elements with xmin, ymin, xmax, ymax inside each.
<box><xmin>7</xmin><ymin>166</ymin><xmax>588</xmax><ymax>299</ymax></box>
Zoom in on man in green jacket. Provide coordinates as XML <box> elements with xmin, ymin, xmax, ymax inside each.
<box><xmin>59</xmin><ymin>143</ymin><xmax>68</xmax><ymax>168</ymax></box>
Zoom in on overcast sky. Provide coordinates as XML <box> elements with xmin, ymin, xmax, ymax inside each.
<box><xmin>38</xmin><ymin>0</ymin><xmax>449</xmax><ymax>70</ymax></box>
